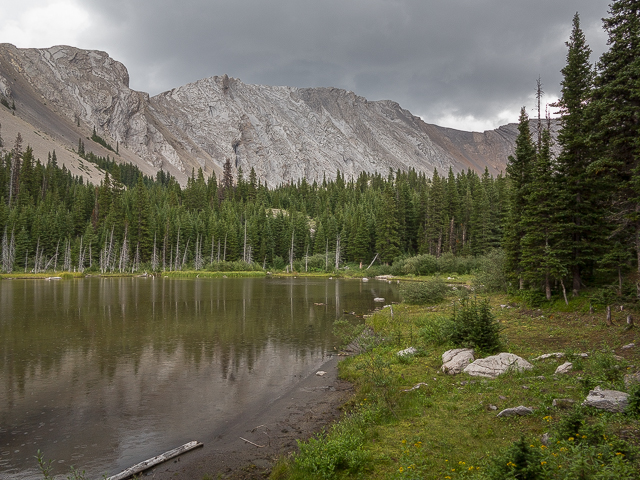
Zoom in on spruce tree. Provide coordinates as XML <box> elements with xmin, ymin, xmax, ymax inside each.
<box><xmin>521</xmin><ymin>129</ymin><xmax>566</xmax><ymax>300</ymax></box>
<box><xmin>375</xmin><ymin>185</ymin><xmax>401</xmax><ymax>264</ymax></box>
<box><xmin>588</xmin><ymin>0</ymin><xmax>640</xmax><ymax>296</ymax></box>
<box><xmin>132</xmin><ymin>175</ymin><xmax>153</xmax><ymax>261</ymax></box>
<box><xmin>503</xmin><ymin>107</ymin><xmax>536</xmax><ymax>289</ymax></box>
<box><xmin>555</xmin><ymin>12</ymin><xmax>597</xmax><ymax>295</ymax></box>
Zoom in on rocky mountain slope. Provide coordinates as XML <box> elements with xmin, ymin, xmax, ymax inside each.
<box><xmin>0</xmin><ymin>44</ymin><xmax>546</xmax><ymax>186</ymax></box>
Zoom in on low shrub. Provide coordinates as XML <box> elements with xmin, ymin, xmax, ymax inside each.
<box><xmin>417</xmin><ymin>314</ymin><xmax>452</xmax><ymax>346</ymax></box>
<box><xmin>400</xmin><ymin>277</ymin><xmax>449</xmax><ymax>305</ymax></box>
<box><xmin>402</xmin><ymin>254</ymin><xmax>438</xmax><ymax>276</ymax></box>
<box><xmin>473</xmin><ymin>249</ymin><xmax>508</xmax><ymax>293</ymax></box>
<box><xmin>447</xmin><ymin>297</ymin><xmax>502</xmax><ymax>354</ymax></box>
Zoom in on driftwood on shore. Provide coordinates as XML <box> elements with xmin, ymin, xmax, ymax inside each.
<box><xmin>105</xmin><ymin>441</ymin><xmax>203</xmax><ymax>480</ymax></box>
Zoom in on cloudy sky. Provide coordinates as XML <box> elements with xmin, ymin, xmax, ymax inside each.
<box><xmin>0</xmin><ymin>0</ymin><xmax>612</xmax><ymax>131</ymax></box>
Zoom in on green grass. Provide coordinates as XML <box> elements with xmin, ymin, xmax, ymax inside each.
<box><xmin>272</xmin><ymin>289</ymin><xmax>640</xmax><ymax>479</ymax></box>
<box><xmin>162</xmin><ymin>270</ymin><xmax>266</xmax><ymax>278</ymax></box>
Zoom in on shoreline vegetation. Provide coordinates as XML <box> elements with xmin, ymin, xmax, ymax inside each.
<box><xmin>270</xmin><ymin>276</ymin><xmax>640</xmax><ymax>480</ymax></box>
<box><xmin>16</xmin><ymin>268</ymin><xmax>640</xmax><ymax>479</ymax></box>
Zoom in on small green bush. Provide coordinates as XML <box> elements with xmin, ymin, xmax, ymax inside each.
<box><xmin>473</xmin><ymin>249</ymin><xmax>508</xmax><ymax>293</ymax></box>
<box><xmin>400</xmin><ymin>277</ymin><xmax>449</xmax><ymax>305</ymax></box>
<box><xmin>417</xmin><ymin>314</ymin><xmax>451</xmax><ymax>346</ymax></box>
<box><xmin>447</xmin><ymin>297</ymin><xmax>502</xmax><ymax>354</ymax></box>
<box><xmin>627</xmin><ymin>382</ymin><xmax>640</xmax><ymax>417</ymax></box>
<box><xmin>402</xmin><ymin>254</ymin><xmax>438</xmax><ymax>275</ymax></box>
<box><xmin>294</xmin><ymin>413</ymin><xmax>371</xmax><ymax>478</ymax></box>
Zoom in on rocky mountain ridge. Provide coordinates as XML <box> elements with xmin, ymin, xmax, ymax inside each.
<box><xmin>0</xmin><ymin>43</ymin><xmax>547</xmax><ymax>186</ymax></box>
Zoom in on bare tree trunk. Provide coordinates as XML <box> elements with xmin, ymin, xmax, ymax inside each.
<box><xmin>606</xmin><ymin>305</ymin><xmax>612</xmax><ymax>326</ymax></box>
<box><xmin>636</xmin><ymin>212</ymin><xmax>640</xmax><ymax>298</ymax></box>
<box><xmin>560</xmin><ymin>279</ymin><xmax>568</xmax><ymax>305</ymax></box>
<box><xmin>223</xmin><ymin>234</ymin><xmax>227</xmax><ymax>262</ymax></box>
<box><xmin>289</xmin><ymin>231</ymin><xmax>294</xmax><ymax>271</ymax></box>
<box><xmin>545</xmin><ymin>272</ymin><xmax>551</xmax><ymax>301</ymax></box>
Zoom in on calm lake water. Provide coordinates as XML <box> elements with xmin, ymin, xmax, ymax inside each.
<box><xmin>0</xmin><ymin>276</ymin><xmax>399</xmax><ymax>479</ymax></box>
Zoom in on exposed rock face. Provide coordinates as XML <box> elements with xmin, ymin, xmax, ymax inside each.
<box><xmin>464</xmin><ymin>353</ymin><xmax>533</xmax><ymax>378</ymax></box>
<box><xmin>0</xmin><ymin>43</ymin><xmax>551</xmax><ymax>186</ymax></box>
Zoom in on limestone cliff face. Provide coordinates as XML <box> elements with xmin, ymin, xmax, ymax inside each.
<box><xmin>0</xmin><ymin>43</ymin><xmax>531</xmax><ymax>186</ymax></box>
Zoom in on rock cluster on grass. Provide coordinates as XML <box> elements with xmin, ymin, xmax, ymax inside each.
<box><xmin>441</xmin><ymin>348</ymin><xmax>475</xmax><ymax>375</ymax></box>
<box><xmin>463</xmin><ymin>353</ymin><xmax>533</xmax><ymax>378</ymax></box>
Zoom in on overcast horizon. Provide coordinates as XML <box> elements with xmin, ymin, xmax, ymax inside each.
<box><xmin>0</xmin><ymin>0</ymin><xmax>613</xmax><ymax>132</ymax></box>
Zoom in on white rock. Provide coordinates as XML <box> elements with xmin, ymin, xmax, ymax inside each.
<box><xmin>373</xmin><ymin>297</ymin><xmax>385</xmax><ymax>302</ymax></box>
<box><xmin>464</xmin><ymin>353</ymin><xmax>533</xmax><ymax>378</ymax></box>
<box><xmin>397</xmin><ymin>347</ymin><xmax>417</xmax><ymax>357</ymax></box>
<box><xmin>441</xmin><ymin>348</ymin><xmax>475</xmax><ymax>375</ymax></box>
<box><xmin>497</xmin><ymin>406</ymin><xmax>534</xmax><ymax>418</ymax></box>
<box><xmin>316</xmin><ymin>371</ymin><xmax>327</xmax><ymax>376</ymax></box>
<box><xmin>533</xmin><ymin>352</ymin><xmax>565</xmax><ymax>361</ymax></box>
<box><xmin>582</xmin><ymin>386</ymin><xmax>629</xmax><ymax>412</ymax></box>
<box><xmin>554</xmin><ymin>362</ymin><xmax>573</xmax><ymax>375</ymax></box>
<box><xmin>621</xmin><ymin>343</ymin><xmax>635</xmax><ymax>350</ymax></box>
<box><xmin>362</xmin><ymin>278</ymin><xmax>369</xmax><ymax>282</ymax></box>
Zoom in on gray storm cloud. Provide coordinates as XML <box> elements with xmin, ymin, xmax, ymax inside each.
<box><xmin>76</xmin><ymin>0</ymin><xmax>611</xmax><ymax>130</ymax></box>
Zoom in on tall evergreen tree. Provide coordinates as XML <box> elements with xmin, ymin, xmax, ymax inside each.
<box><xmin>588</xmin><ymin>0</ymin><xmax>640</xmax><ymax>295</ymax></box>
<box><xmin>376</xmin><ymin>185</ymin><xmax>401</xmax><ymax>264</ymax></box>
<box><xmin>503</xmin><ymin>108</ymin><xmax>536</xmax><ymax>288</ymax></box>
<box><xmin>555</xmin><ymin>12</ymin><xmax>597</xmax><ymax>295</ymax></box>
<box><xmin>521</xmin><ymin>129</ymin><xmax>566</xmax><ymax>300</ymax></box>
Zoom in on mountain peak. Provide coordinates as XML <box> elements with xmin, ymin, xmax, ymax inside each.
<box><xmin>0</xmin><ymin>44</ymin><xmax>520</xmax><ymax>186</ymax></box>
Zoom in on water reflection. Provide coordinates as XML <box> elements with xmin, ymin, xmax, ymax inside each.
<box><xmin>0</xmin><ymin>276</ymin><xmax>399</xmax><ymax>478</ymax></box>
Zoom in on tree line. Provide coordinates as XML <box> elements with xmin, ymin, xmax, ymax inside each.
<box><xmin>0</xmin><ymin>0</ymin><xmax>637</xmax><ymax>301</ymax></box>
<box><xmin>0</xmin><ymin>128</ymin><xmax>507</xmax><ymax>273</ymax></box>
<box><xmin>504</xmin><ymin>2</ymin><xmax>639</xmax><ymax>301</ymax></box>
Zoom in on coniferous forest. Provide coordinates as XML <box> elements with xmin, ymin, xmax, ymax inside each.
<box><xmin>0</xmin><ymin>1</ymin><xmax>639</xmax><ymax>305</ymax></box>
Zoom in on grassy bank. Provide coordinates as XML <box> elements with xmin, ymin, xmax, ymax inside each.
<box><xmin>0</xmin><ymin>271</ymin><xmax>85</xmax><ymax>280</ymax></box>
<box><xmin>273</xmin><ymin>288</ymin><xmax>640</xmax><ymax>479</ymax></box>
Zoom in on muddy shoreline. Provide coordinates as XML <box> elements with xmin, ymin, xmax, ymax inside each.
<box><xmin>146</xmin><ymin>355</ymin><xmax>352</xmax><ymax>479</ymax></box>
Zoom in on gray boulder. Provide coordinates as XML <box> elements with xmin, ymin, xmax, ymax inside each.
<box><xmin>582</xmin><ymin>386</ymin><xmax>629</xmax><ymax>413</ymax></box>
<box><xmin>497</xmin><ymin>406</ymin><xmax>534</xmax><ymax>418</ymax></box>
<box><xmin>441</xmin><ymin>348</ymin><xmax>475</xmax><ymax>375</ymax></box>
<box><xmin>464</xmin><ymin>353</ymin><xmax>533</xmax><ymax>378</ymax></box>
<box><xmin>554</xmin><ymin>362</ymin><xmax>573</xmax><ymax>375</ymax></box>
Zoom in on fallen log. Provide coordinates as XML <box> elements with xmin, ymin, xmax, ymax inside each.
<box><xmin>105</xmin><ymin>441</ymin><xmax>203</xmax><ymax>480</ymax></box>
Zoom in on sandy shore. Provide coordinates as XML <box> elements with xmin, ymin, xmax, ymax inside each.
<box><xmin>147</xmin><ymin>355</ymin><xmax>352</xmax><ymax>479</ymax></box>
